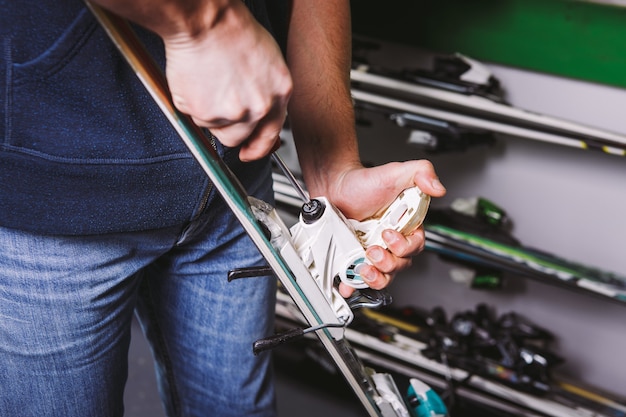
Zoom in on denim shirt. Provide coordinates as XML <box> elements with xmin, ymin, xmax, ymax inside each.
<box><xmin>0</xmin><ymin>0</ymin><xmax>286</xmax><ymax>235</ymax></box>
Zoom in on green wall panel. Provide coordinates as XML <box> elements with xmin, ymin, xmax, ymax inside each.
<box><xmin>351</xmin><ymin>0</ymin><xmax>626</xmax><ymax>89</ymax></box>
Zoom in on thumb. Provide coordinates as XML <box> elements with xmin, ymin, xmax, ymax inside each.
<box><xmin>388</xmin><ymin>160</ymin><xmax>446</xmax><ymax>198</ymax></box>
<box><xmin>412</xmin><ymin>160</ymin><xmax>446</xmax><ymax>198</ymax></box>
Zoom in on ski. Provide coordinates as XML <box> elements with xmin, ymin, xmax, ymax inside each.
<box><xmin>423</xmin><ymin>202</ymin><xmax>626</xmax><ymax>305</ymax></box>
<box><xmin>86</xmin><ymin>3</ymin><xmax>423</xmax><ymax>416</ymax></box>
<box><xmin>350</xmin><ymin>63</ymin><xmax>626</xmax><ymax>156</ymax></box>
<box><xmin>275</xmin><ymin>292</ymin><xmax>626</xmax><ymax>417</ymax></box>
<box><xmin>349</xmin><ymin>303</ymin><xmax>626</xmax><ymax>417</ymax></box>
<box><xmin>354</xmin><ymin>97</ymin><xmax>497</xmax><ymax>153</ymax></box>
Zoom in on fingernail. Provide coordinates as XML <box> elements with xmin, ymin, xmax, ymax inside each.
<box><xmin>367</xmin><ymin>247</ymin><xmax>384</xmax><ymax>263</ymax></box>
<box><xmin>362</xmin><ymin>267</ymin><xmax>376</xmax><ymax>282</ymax></box>
<box><xmin>431</xmin><ymin>177</ymin><xmax>446</xmax><ymax>192</ymax></box>
<box><xmin>382</xmin><ymin>230</ymin><xmax>398</xmax><ymax>245</ymax></box>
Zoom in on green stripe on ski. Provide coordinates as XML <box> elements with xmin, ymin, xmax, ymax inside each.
<box><xmin>426</xmin><ymin>224</ymin><xmax>626</xmax><ymax>302</ymax></box>
<box><xmin>426</xmin><ymin>224</ymin><xmax>582</xmax><ymax>280</ymax></box>
<box><xmin>427</xmin><ymin>224</ymin><xmax>626</xmax><ymax>303</ymax></box>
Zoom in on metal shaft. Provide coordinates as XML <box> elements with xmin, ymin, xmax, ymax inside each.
<box><xmin>271</xmin><ymin>153</ymin><xmax>309</xmax><ymax>203</ymax></box>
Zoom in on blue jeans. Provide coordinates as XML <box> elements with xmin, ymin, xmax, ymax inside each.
<box><xmin>0</xmin><ymin>164</ymin><xmax>277</xmax><ymax>417</ymax></box>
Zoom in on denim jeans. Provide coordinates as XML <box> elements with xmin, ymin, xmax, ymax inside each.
<box><xmin>0</xmin><ymin>163</ymin><xmax>277</xmax><ymax>417</ymax></box>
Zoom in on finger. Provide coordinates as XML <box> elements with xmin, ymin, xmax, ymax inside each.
<box><xmin>338</xmin><ymin>283</ymin><xmax>355</xmax><ymax>298</ymax></box>
<box><xmin>408</xmin><ymin>160</ymin><xmax>447</xmax><ymax>197</ymax></box>
<box><xmin>366</xmin><ymin>245</ymin><xmax>412</xmax><ymax>276</ymax></box>
<box><xmin>382</xmin><ymin>228</ymin><xmax>426</xmax><ymax>258</ymax></box>
<box><xmin>360</xmin><ymin>263</ymin><xmax>394</xmax><ymax>290</ymax></box>
<box><xmin>239</xmin><ymin>99</ymin><xmax>288</xmax><ymax>161</ymax></box>
<box><xmin>197</xmin><ymin>104</ymin><xmax>284</xmax><ymax>161</ymax></box>
<box><xmin>201</xmin><ymin>93</ymin><xmax>287</xmax><ymax>160</ymax></box>
<box><xmin>181</xmin><ymin>92</ymin><xmax>250</xmax><ymax>132</ymax></box>
<box><xmin>204</xmin><ymin>120</ymin><xmax>257</xmax><ymax>149</ymax></box>
<box><xmin>238</xmin><ymin>134</ymin><xmax>281</xmax><ymax>161</ymax></box>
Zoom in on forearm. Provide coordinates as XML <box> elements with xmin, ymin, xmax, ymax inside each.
<box><xmin>88</xmin><ymin>0</ymin><xmax>243</xmax><ymax>41</ymax></box>
<box><xmin>285</xmin><ymin>0</ymin><xmax>361</xmax><ymax>198</ymax></box>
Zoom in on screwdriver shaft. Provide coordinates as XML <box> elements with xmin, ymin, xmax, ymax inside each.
<box><xmin>272</xmin><ymin>152</ymin><xmax>310</xmax><ymax>204</ymax></box>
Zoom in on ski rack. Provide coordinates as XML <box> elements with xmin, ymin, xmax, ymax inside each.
<box><xmin>86</xmin><ymin>3</ymin><xmax>408</xmax><ymax>416</ymax></box>
<box><xmin>271</xmin><ymin>178</ymin><xmax>626</xmax><ymax>416</ymax></box>
<box><xmin>351</xmin><ymin>66</ymin><xmax>626</xmax><ymax>157</ymax></box>
<box><xmin>275</xmin><ymin>291</ymin><xmax>626</xmax><ymax>417</ymax></box>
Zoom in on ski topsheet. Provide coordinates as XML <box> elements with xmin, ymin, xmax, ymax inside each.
<box><xmin>86</xmin><ymin>3</ymin><xmax>413</xmax><ymax>416</ymax></box>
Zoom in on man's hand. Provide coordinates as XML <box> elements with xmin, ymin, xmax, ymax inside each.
<box><xmin>163</xmin><ymin>1</ymin><xmax>292</xmax><ymax>161</ymax></box>
<box><xmin>91</xmin><ymin>0</ymin><xmax>292</xmax><ymax>162</ymax></box>
<box><xmin>279</xmin><ymin>1</ymin><xmax>444</xmax><ymax>297</ymax></box>
<box><xmin>325</xmin><ymin>160</ymin><xmax>447</xmax><ymax>297</ymax></box>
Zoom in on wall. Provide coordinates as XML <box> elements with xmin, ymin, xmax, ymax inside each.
<box><xmin>351</xmin><ymin>41</ymin><xmax>626</xmax><ymax>398</ymax></box>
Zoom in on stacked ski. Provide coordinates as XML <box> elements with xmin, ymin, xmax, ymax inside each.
<box><xmin>275</xmin><ymin>291</ymin><xmax>626</xmax><ymax>417</ymax></box>
<box><xmin>425</xmin><ymin>225</ymin><xmax>626</xmax><ymax>304</ymax></box>
<box><xmin>350</xmin><ymin>54</ymin><xmax>626</xmax><ymax>156</ymax></box>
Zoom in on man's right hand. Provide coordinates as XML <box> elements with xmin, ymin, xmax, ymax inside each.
<box><xmin>163</xmin><ymin>1</ymin><xmax>292</xmax><ymax>161</ymax></box>
<box><xmin>92</xmin><ymin>0</ymin><xmax>293</xmax><ymax>161</ymax></box>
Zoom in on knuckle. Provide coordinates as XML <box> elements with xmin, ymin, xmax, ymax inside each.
<box><xmin>220</xmin><ymin>106</ymin><xmax>249</xmax><ymax>124</ymax></box>
<box><xmin>279</xmin><ymin>77</ymin><xmax>293</xmax><ymax>97</ymax></box>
